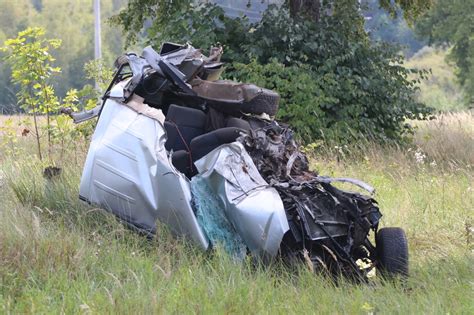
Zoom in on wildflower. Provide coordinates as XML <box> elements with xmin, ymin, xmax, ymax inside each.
<box><xmin>414</xmin><ymin>149</ymin><xmax>426</xmax><ymax>164</ymax></box>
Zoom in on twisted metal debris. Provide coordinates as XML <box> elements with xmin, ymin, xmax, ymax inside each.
<box><xmin>240</xmin><ymin>122</ymin><xmax>382</xmax><ymax>278</ymax></box>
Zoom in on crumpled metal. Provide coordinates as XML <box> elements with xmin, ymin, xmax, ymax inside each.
<box><xmin>239</xmin><ymin>123</ymin><xmax>381</xmax><ymax>252</ymax></box>
<box><xmin>194</xmin><ymin>141</ymin><xmax>289</xmax><ymax>260</ymax></box>
<box><xmin>79</xmin><ymin>99</ymin><xmax>209</xmax><ymax>249</ymax></box>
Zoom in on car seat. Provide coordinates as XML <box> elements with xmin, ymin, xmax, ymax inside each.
<box><xmin>225</xmin><ymin>117</ymin><xmax>251</xmax><ymax>131</ymax></box>
<box><xmin>164</xmin><ymin>104</ymin><xmax>206</xmax><ymax>152</ymax></box>
<box><xmin>190</xmin><ymin>127</ymin><xmax>243</xmax><ymax>162</ymax></box>
<box><xmin>190</xmin><ymin>78</ymin><xmax>280</xmax><ymax>117</ymax></box>
<box><xmin>164</xmin><ymin>106</ymin><xmax>254</xmax><ymax>177</ymax></box>
<box><xmin>190</xmin><ymin>117</ymin><xmax>252</xmax><ymax>163</ymax></box>
<box><xmin>164</xmin><ymin>104</ymin><xmax>206</xmax><ymax>177</ymax></box>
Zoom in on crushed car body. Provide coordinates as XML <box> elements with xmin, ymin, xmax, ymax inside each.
<box><xmin>72</xmin><ymin>42</ymin><xmax>409</xmax><ymax>279</ymax></box>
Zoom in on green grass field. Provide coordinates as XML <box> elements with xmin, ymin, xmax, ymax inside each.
<box><xmin>405</xmin><ymin>47</ymin><xmax>468</xmax><ymax>112</ymax></box>
<box><xmin>0</xmin><ymin>112</ymin><xmax>473</xmax><ymax>313</ymax></box>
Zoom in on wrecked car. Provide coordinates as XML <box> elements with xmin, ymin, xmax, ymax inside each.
<box><xmin>71</xmin><ymin>43</ymin><xmax>408</xmax><ymax>280</ymax></box>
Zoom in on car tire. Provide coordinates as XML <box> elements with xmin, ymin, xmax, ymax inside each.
<box><xmin>191</xmin><ymin>79</ymin><xmax>280</xmax><ymax>116</ymax></box>
<box><xmin>376</xmin><ymin>227</ymin><xmax>409</xmax><ymax>278</ymax></box>
<box><xmin>239</xmin><ymin>89</ymin><xmax>280</xmax><ymax>116</ymax></box>
<box><xmin>114</xmin><ymin>54</ymin><xmax>129</xmax><ymax>69</ymax></box>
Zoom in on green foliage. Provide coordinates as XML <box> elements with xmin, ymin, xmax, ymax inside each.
<box><xmin>110</xmin><ymin>0</ymin><xmax>227</xmax><ymax>49</ymax></box>
<box><xmin>236</xmin><ymin>2</ymin><xmax>433</xmax><ymax>143</ymax></box>
<box><xmin>239</xmin><ymin>2</ymin><xmax>432</xmax><ymax>143</ymax></box>
<box><xmin>113</xmin><ymin>0</ymin><xmax>431</xmax><ymax>144</ymax></box>
<box><xmin>2</xmin><ymin>28</ymin><xmax>102</xmax><ymax>162</ymax></box>
<box><xmin>0</xmin><ymin>0</ymin><xmax>127</xmax><ymax>112</ymax></box>
<box><xmin>416</xmin><ymin>0</ymin><xmax>474</xmax><ymax>103</ymax></box>
<box><xmin>363</xmin><ymin>0</ymin><xmax>426</xmax><ymax>56</ymax></box>
<box><xmin>2</xmin><ymin>27</ymin><xmax>62</xmax><ymax>160</ymax></box>
<box><xmin>2</xmin><ymin>28</ymin><xmax>61</xmax><ymax>112</ymax></box>
<box><xmin>405</xmin><ymin>47</ymin><xmax>466</xmax><ymax>111</ymax></box>
<box><xmin>84</xmin><ymin>59</ymin><xmax>115</xmax><ymax>92</ymax></box>
<box><xmin>377</xmin><ymin>0</ymin><xmax>433</xmax><ymax>23</ymax></box>
<box><xmin>231</xmin><ymin>60</ymin><xmax>343</xmax><ymax>142</ymax></box>
<box><xmin>0</xmin><ymin>0</ymin><xmax>37</xmax><ymax>112</ymax></box>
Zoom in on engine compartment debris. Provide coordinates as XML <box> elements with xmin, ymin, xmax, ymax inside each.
<box><xmin>240</xmin><ymin>123</ymin><xmax>383</xmax><ymax>278</ymax></box>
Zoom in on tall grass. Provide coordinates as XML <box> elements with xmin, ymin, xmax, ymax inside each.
<box><xmin>405</xmin><ymin>47</ymin><xmax>467</xmax><ymax>111</ymax></box>
<box><xmin>412</xmin><ymin>111</ymin><xmax>474</xmax><ymax>167</ymax></box>
<box><xmin>0</xmin><ymin>113</ymin><xmax>473</xmax><ymax>313</ymax></box>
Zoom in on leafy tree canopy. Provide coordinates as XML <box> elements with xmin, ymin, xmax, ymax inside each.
<box><xmin>378</xmin><ymin>0</ymin><xmax>433</xmax><ymax>23</ymax></box>
<box><xmin>112</xmin><ymin>0</ymin><xmax>432</xmax><ymax>143</ymax></box>
<box><xmin>363</xmin><ymin>0</ymin><xmax>426</xmax><ymax>56</ymax></box>
<box><xmin>0</xmin><ymin>0</ymin><xmax>127</xmax><ymax>112</ymax></box>
<box><xmin>416</xmin><ymin>0</ymin><xmax>474</xmax><ymax>102</ymax></box>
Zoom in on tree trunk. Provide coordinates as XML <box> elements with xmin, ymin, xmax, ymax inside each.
<box><xmin>289</xmin><ymin>0</ymin><xmax>321</xmax><ymax>22</ymax></box>
<box><xmin>32</xmin><ymin>106</ymin><xmax>43</xmax><ymax>161</ymax></box>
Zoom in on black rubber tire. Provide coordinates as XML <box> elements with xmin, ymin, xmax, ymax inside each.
<box><xmin>114</xmin><ymin>54</ymin><xmax>129</xmax><ymax>69</ymax></box>
<box><xmin>376</xmin><ymin>227</ymin><xmax>409</xmax><ymax>278</ymax></box>
<box><xmin>206</xmin><ymin>87</ymin><xmax>280</xmax><ymax>117</ymax></box>
<box><xmin>240</xmin><ymin>89</ymin><xmax>280</xmax><ymax>116</ymax></box>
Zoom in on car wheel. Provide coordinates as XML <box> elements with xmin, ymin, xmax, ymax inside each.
<box><xmin>114</xmin><ymin>54</ymin><xmax>129</xmax><ymax>69</ymax></box>
<box><xmin>376</xmin><ymin>227</ymin><xmax>409</xmax><ymax>278</ymax></box>
<box><xmin>240</xmin><ymin>89</ymin><xmax>280</xmax><ymax>116</ymax></box>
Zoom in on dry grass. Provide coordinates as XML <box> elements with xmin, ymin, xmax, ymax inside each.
<box><xmin>412</xmin><ymin>111</ymin><xmax>474</xmax><ymax>167</ymax></box>
<box><xmin>0</xmin><ymin>112</ymin><xmax>473</xmax><ymax>313</ymax></box>
<box><xmin>405</xmin><ymin>47</ymin><xmax>467</xmax><ymax>111</ymax></box>
<box><xmin>0</xmin><ymin>114</ymin><xmax>45</xmax><ymax>136</ymax></box>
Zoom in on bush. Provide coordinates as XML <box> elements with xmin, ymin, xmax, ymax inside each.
<box><xmin>230</xmin><ymin>60</ymin><xmax>334</xmax><ymax>142</ymax></box>
<box><xmin>227</xmin><ymin>3</ymin><xmax>432</xmax><ymax>143</ymax></box>
<box><xmin>113</xmin><ymin>0</ymin><xmax>432</xmax><ymax>143</ymax></box>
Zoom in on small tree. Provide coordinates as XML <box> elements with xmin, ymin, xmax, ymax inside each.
<box><xmin>2</xmin><ymin>27</ymin><xmax>61</xmax><ymax>161</ymax></box>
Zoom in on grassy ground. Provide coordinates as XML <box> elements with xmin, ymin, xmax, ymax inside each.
<box><xmin>405</xmin><ymin>47</ymin><xmax>468</xmax><ymax>111</ymax></box>
<box><xmin>0</xmin><ymin>112</ymin><xmax>473</xmax><ymax>313</ymax></box>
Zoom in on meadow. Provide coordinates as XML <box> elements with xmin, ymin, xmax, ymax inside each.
<box><xmin>0</xmin><ymin>111</ymin><xmax>473</xmax><ymax>313</ymax></box>
<box><xmin>405</xmin><ymin>47</ymin><xmax>467</xmax><ymax>112</ymax></box>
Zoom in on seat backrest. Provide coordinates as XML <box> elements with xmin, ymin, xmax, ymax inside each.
<box><xmin>225</xmin><ymin>117</ymin><xmax>251</xmax><ymax>131</ymax></box>
<box><xmin>190</xmin><ymin>127</ymin><xmax>243</xmax><ymax>162</ymax></box>
<box><xmin>164</xmin><ymin>104</ymin><xmax>206</xmax><ymax>152</ymax></box>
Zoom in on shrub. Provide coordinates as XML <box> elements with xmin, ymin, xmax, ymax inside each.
<box><xmin>113</xmin><ymin>0</ymin><xmax>432</xmax><ymax>143</ymax></box>
<box><xmin>227</xmin><ymin>3</ymin><xmax>432</xmax><ymax>143</ymax></box>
